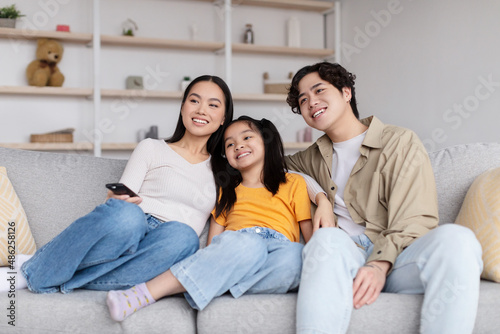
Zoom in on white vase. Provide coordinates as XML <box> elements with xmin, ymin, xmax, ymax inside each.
<box><xmin>287</xmin><ymin>17</ymin><xmax>300</xmax><ymax>48</ymax></box>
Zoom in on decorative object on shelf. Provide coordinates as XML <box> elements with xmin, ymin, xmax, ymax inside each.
<box><xmin>287</xmin><ymin>16</ymin><xmax>301</xmax><ymax>48</ymax></box>
<box><xmin>26</xmin><ymin>38</ymin><xmax>65</xmax><ymax>87</ymax></box>
<box><xmin>263</xmin><ymin>72</ymin><xmax>293</xmax><ymax>94</ymax></box>
<box><xmin>126</xmin><ymin>76</ymin><xmax>144</xmax><ymax>90</ymax></box>
<box><xmin>0</xmin><ymin>4</ymin><xmax>24</xmax><ymax>28</ymax></box>
<box><xmin>145</xmin><ymin>126</ymin><xmax>158</xmax><ymax>139</ymax></box>
<box><xmin>30</xmin><ymin>128</ymin><xmax>74</xmax><ymax>143</ymax></box>
<box><xmin>137</xmin><ymin>129</ymin><xmax>147</xmax><ymax>142</ymax></box>
<box><xmin>180</xmin><ymin>76</ymin><xmax>192</xmax><ymax>91</ymax></box>
<box><xmin>296</xmin><ymin>127</ymin><xmax>312</xmax><ymax>143</ymax></box>
<box><xmin>190</xmin><ymin>23</ymin><xmax>198</xmax><ymax>41</ymax></box>
<box><xmin>56</xmin><ymin>24</ymin><xmax>70</xmax><ymax>32</ymax></box>
<box><xmin>243</xmin><ymin>23</ymin><xmax>254</xmax><ymax>44</ymax></box>
<box><xmin>122</xmin><ymin>18</ymin><xmax>138</xmax><ymax>36</ymax></box>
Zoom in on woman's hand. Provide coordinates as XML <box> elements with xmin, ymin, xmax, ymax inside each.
<box><xmin>313</xmin><ymin>193</ymin><xmax>336</xmax><ymax>232</ymax></box>
<box><xmin>352</xmin><ymin>260</ymin><xmax>390</xmax><ymax>309</ymax></box>
<box><xmin>106</xmin><ymin>190</ymin><xmax>143</xmax><ymax>205</ymax></box>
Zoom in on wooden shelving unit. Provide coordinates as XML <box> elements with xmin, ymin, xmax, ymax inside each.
<box><xmin>1</xmin><ymin>0</ymin><xmax>339</xmax><ymax>155</ymax></box>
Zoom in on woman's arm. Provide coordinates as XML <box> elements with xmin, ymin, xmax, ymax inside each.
<box><xmin>300</xmin><ymin>219</ymin><xmax>313</xmax><ymax>243</ymax></box>
<box><xmin>207</xmin><ymin>216</ymin><xmax>225</xmax><ymax>246</ymax></box>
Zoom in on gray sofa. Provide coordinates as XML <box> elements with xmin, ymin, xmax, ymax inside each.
<box><xmin>1</xmin><ymin>142</ymin><xmax>500</xmax><ymax>334</ymax></box>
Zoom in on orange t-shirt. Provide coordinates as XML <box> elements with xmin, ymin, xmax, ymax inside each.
<box><xmin>212</xmin><ymin>173</ymin><xmax>311</xmax><ymax>242</ymax></box>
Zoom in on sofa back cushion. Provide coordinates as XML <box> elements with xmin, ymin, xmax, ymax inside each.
<box><xmin>429</xmin><ymin>143</ymin><xmax>500</xmax><ymax>225</ymax></box>
<box><xmin>0</xmin><ymin>147</ymin><xmax>127</xmax><ymax>248</ymax></box>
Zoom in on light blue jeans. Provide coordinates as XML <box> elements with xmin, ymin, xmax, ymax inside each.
<box><xmin>297</xmin><ymin>224</ymin><xmax>483</xmax><ymax>334</ymax></box>
<box><xmin>171</xmin><ymin>226</ymin><xmax>304</xmax><ymax>310</ymax></box>
<box><xmin>21</xmin><ymin>198</ymin><xmax>199</xmax><ymax>294</ymax></box>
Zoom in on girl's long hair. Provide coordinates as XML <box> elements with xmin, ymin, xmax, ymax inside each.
<box><xmin>214</xmin><ymin>116</ymin><xmax>287</xmax><ymax>218</ymax></box>
<box><xmin>165</xmin><ymin>75</ymin><xmax>234</xmax><ymax>199</ymax></box>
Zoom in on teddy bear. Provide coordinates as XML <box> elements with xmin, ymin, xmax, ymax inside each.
<box><xmin>26</xmin><ymin>38</ymin><xmax>65</xmax><ymax>87</ymax></box>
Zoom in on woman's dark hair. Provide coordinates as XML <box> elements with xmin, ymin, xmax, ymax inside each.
<box><xmin>214</xmin><ymin>116</ymin><xmax>287</xmax><ymax>218</ymax></box>
<box><xmin>286</xmin><ymin>62</ymin><xmax>359</xmax><ymax>119</ymax></box>
<box><xmin>165</xmin><ymin>75</ymin><xmax>234</xmax><ymax>200</ymax></box>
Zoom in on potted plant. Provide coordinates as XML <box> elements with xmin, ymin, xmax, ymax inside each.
<box><xmin>0</xmin><ymin>4</ymin><xmax>24</xmax><ymax>28</ymax></box>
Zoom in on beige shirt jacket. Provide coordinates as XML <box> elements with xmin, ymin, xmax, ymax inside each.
<box><xmin>285</xmin><ymin>116</ymin><xmax>439</xmax><ymax>269</ymax></box>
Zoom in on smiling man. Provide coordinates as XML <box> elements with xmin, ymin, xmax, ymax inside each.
<box><xmin>284</xmin><ymin>62</ymin><xmax>483</xmax><ymax>334</ymax></box>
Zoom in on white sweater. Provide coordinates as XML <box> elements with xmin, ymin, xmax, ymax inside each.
<box><xmin>119</xmin><ymin>139</ymin><xmax>216</xmax><ymax>236</ymax></box>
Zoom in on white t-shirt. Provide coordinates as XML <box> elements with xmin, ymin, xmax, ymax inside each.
<box><xmin>119</xmin><ymin>139</ymin><xmax>216</xmax><ymax>236</ymax></box>
<box><xmin>332</xmin><ymin>131</ymin><xmax>367</xmax><ymax>236</ymax></box>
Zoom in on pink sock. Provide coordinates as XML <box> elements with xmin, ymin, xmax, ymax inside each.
<box><xmin>106</xmin><ymin>283</ymin><xmax>156</xmax><ymax>321</ymax></box>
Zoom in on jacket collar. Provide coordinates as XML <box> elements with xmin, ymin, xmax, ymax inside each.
<box><xmin>314</xmin><ymin>115</ymin><xmax>385</xmax><ymax>151</ymax></box>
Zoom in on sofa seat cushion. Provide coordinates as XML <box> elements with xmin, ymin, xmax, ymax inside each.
<box><xmin>0</xmin><ymin>290</ymin><xmax>196</xmax><ymax>333</ymax></box>
<box><xmin>0</xmin><ymin>166</ymin><xmax>37</xmax><ymax>266</ymax></box>
<box><xmin>197</xmin><ymin>281</ymin><xmax>500</xmax><ymax>334</ymax></box>
<box><xmin>455</xmin><ymin>167</ymin><xmax>500</xmax><ymax>282</ymax></box>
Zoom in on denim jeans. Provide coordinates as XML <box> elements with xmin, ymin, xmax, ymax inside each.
<box><xmin>297</xmin><ymin>224</ymin><xmax>483</xmax><ymax>334</ymax></box>
<box><xmin>21</xmin><ymin>198</ymin><xmax>199</xmax><ymax>294</ymax></box>
<box><xmin>171</xmin><ymin>226</ymin><xmax>304</xmax><ymax>310</ymax></box>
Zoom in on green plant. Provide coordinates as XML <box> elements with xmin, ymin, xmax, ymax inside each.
<box><xmin>0</xmin><ymin>4</ymin><xmax>24</xmax><ymax>19</ymax></box>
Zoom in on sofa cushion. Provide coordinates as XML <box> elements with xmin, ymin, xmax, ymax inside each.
<box><xmin>428</xmin><ymin>143</ymin><xmax>500</xmax><ymax>225</ymax></box>
<box><xmin>0</xmin><ymin>166</ymin><xmax>36</xmax><ymax>266</ymax></box>
<box><xmin>455</xmin><ymin>167</ymin><xmax>500</xmax><ymax>282</ymax></box>
<box><xmin>0</xmin><ymin>147</ymin><xmax>127</xmax><ymax>248</ymax></box>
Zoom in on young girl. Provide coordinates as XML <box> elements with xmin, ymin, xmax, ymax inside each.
<box><xmin>13</xmin><ymin>75</ymin><xmax>234</xmax><ymax>294</ymax></box>
<box><xmin>107</xmin><ymin>116</ymin><xmax>313</xmax><ymax>321</ymax></box>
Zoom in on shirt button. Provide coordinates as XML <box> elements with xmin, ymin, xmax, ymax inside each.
<box><xmin>331</xmin><ymin>187</ymin><xmax>335</xmax><ymax>190</ymax></box>
<box><xmin>255</xmin><ymin>228</ymin><xmax>261</xmax><ymax>233</ymax></box>
<box><xmin>377</xmin><ymin>251</ymin><xmax>382</xmax><ymax>254</ymax></box>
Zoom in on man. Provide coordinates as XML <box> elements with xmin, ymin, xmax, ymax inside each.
<box><xmin>285</xmin><ymin>62</ymin><xmax>482</xmax><ymax>334</ymax></box>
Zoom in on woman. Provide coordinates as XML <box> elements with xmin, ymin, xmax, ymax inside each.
<box><xmin>18</xmin><ymin>75</ymin><xmax>234</xmax><ymax>294</ymax></box>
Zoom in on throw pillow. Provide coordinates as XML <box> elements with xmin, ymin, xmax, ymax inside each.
<box><xmin>455</xmin><ymin>167</ymin><xmax>500</xmax><ymax>282</ymax></box>
<box><xmin>0</xmin><ymin>167</ymin><xmax>37</xmax><ymax>267</ymax></box>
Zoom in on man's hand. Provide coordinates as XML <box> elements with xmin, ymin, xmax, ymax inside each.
<box><xmin>352</xmin><ymin>260</ymin><xmax>390</xmax><ymax>309</ymax></box>
<box><xmin>312</xmin><ymin>193</ymin><xmax>336</xmax><ymax>232</ymax></box>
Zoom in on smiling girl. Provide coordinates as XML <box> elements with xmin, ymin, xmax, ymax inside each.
<box><xmin>106</xmin><ymin>116</ymin><xmax>313</xmax><ymax>321</ymax></box>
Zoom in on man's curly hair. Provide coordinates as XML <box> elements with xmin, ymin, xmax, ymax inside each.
<box><xmin>286</xmin><ymin>62</ymin><xmax>359</xmax><ymax>119</ymax></box>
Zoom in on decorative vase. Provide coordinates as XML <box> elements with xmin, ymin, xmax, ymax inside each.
<box><xmin>0</xmin><ymin>18</ymin><xmax>16</xmax><ymax>28</ymax></box>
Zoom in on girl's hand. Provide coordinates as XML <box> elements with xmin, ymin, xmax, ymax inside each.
<box><xmin>313</xmin><ymin>193</ymin><xmax>336</xmax><ymax>232</ymax></box>
<box><xmin>106</xmin><ymin>190</ymin><xmax>143</xmax><ymax>205</ymax></box>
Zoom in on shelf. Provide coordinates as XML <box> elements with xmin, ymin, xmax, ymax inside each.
<box><xmin>100</xmin><ymin>34</ymin><xmax>224</xmax><ymax>51</ymax></box>
<box><xmin>233</xmin><ymin>92</ymin><xmax>287</xmax><ymax>102</ymax></box>
<box><xmin>0</xmin><ymin>142</ymin><xmax>313</xmax><ymax>151</ymax></box>
<box><xmin>232</xmin><ymin>43</ymin><xmax>334</xmax><ymax>57</ymax></box>
<box><xmin>0</xmin><ymin>27</ymin><xmax>92</xmax><ymax>44</ymax></box>
<box><xmin>194</xmin><ymin>0</ymin><xmax>334</xmax><ymax>12</ymax></box>
<box><xmin>0</xmin><ymin>28</ymin><xmax>332</xmax><ymax>58</ymax></box>
<box><xmin>101</xmin><ymin>89</ymin><xmax>183</xmax><ymax>99</ymax></box>
<box><xmin>0</xmin><ymin>86</ymin><xmax>92</xmax><ymax>97</ymax></box>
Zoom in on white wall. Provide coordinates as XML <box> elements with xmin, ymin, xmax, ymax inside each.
<box><xmin>0</xmin><ymin>0</ymin><xmax>328</xmax><ymax>158</ymax></box>
<box><xmin>339</xmin><ymin>0</ymin><xmax>500</xmax><ymax>152</ymax></box>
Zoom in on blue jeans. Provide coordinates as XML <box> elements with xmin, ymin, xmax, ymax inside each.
<box><xmin>297</xmin><ymin>224</ymin><xmax>483</xmax><ymax>334</ymax></box>
<box><xmin>171</xmin><ymin>226</ymin><xmax>304</xmax><ymax>310</ymax></box>
<box><xmin>21</xmin><ymin>198</ymin><xmax>199</xmax><ymax>294</ymax></box>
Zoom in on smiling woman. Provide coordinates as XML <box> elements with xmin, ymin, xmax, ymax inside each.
<box><xmin>17</xmin><ymin>75</ymin><xmax>234</xmax><ymax>296</ymax></box>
